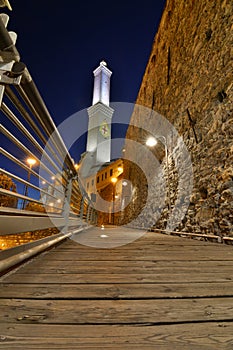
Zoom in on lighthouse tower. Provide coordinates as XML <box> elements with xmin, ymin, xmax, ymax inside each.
<box><xmin>86</xmin><ymin>61</ymin><xmax>114</xmax><ymax>164</ymax></box>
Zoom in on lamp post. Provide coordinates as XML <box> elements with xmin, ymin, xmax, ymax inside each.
<box><xmin>111</xmin><ymin>177</ymin><xmax>117</xmax><ymax>225</ymax></box>
<box><xmin>23</xmin><ymin>157</ymin><xmax>36</xmax><ymax>209</ymax></box>
<box><xmin>146</xmin><ymin>136</ymin><xmax>171</xmax><ymax>210</ymax></box>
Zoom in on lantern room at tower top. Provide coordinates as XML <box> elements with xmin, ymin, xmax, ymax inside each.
<box><xmin>92</xmin><ymin>60</ymin><xmax>112</xmax><ymax>106</ymax></box>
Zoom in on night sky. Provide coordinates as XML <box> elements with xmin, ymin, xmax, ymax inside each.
<box><xmin>1</xmin><ymin>0</ymin><xmax>166</xmax><ymax>190</ymax></box>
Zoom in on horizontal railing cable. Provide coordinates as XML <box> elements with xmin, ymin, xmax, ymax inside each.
<box><xmin>0</xmin><ymin>188</ymin><xmax>63</xmax><ymax>213</ymax></box>
<box><xmin>5</xmin><ymin>85</ymin><xmax>65</xmax><ymax>169</ymax></box>
<box><xmin>0</xmin><ymin>147</ymin><xmax>64</xmax><ymax>195</ymax></box>
<box><xmin>16</xmin><ymin>81</ymin><xmax>75</xmax><ymax>172</ymax></box>
<box><xmin>1</xmin><ymin>124</ymin><xmax>62</xmax><ymax>180</ymax></box>
<box><xmin>1</xmin><ymin>102</ymin><xmax>63</xmax><ymax>176</ymax></box>
<box><xmin>0</xmin><ymin>168</ymin><xmax>60</xmax><ymax>200</ymax></box>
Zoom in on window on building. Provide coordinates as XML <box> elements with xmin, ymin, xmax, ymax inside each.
<box><xmin>110</xmin><ymin>169</ymin><xmax>113</xmax><ymax>176</ymax></box>
<box><xmin>97</xmin><ymin>176</ymin><xmax>99</xmax><ymax>183</ymax></box>
<box><xmin>92</xmin><ymin>179</ymin><xmax>94</xmax><ymax>186</ymax></box>
<box><xmin>87</xmin><ymin>182</ymin><xmax>89</xmax><ymax>189</ymax></box>
<box><xmin>105</xmin><ymin>172</ymin><xmax>107</xmax><ymax>179</ymax></box>
<box><xmin>102</xmin><ymin>174</ymin><xmax>104</xmax><ymax>181</ymax></box>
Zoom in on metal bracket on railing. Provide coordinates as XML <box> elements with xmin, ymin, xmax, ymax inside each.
<box><xmin>0</xmin><ymin>61</ymin><xmax>26</xmax><ymax>106</ymax></box>
<box><xmin>0</xmin><ymin>13</ymin><xmax>23</xmax><ymax>105</ymax></box>
<box><xmin>0</xmin><ymin>67</ymin><xmax>22</xmax><ymax>85</ymax></box>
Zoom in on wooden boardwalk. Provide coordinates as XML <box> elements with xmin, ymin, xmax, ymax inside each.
<box><xmin>1</xmin><ymin>226</ymin><xmax>233</xmax><ymax>349</ymax></box>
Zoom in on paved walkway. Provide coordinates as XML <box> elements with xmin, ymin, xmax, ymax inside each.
<box><xmin>0</xmin><ymin>227</ymin><xmax>233</xmax><ymax>349</ymax></box>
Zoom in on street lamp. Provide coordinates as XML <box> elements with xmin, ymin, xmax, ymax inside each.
<box><xmin>74</xmin><ymin>163</ymin><xmax>79</xmax><ymax>171</ymax></box>
<box><xmin>146</xmin><ymin>135</ymin><xmax>171</xmax><ymax>210</ymax></box>
<box><xmin>146</xmin><ymin>137</ymin><xmax>158</xmax><ymax>147</ymax></box>
<box><xmin>23</xmin><ymin>157</ymin><xmax>37</xmax><ymax>209</ymax></box>
<box><xmin>111</xmin><ymin>177</ymin><xmax>117</xmax><ymax>225</ymax></box>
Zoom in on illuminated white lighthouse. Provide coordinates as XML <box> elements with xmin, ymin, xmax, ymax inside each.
<box><xmin>86</xmin><ymin>61</ymin><xmax>114</xmax><ymax>164</ymax></box>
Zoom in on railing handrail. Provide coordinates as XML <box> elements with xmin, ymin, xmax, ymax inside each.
<box><xmin>0</xmin><ymin>11</ymin><xmax>97</xmax><ymax>251</ymax></box>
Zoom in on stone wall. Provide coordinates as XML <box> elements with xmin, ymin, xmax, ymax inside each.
<box><xmin>123</xmin><ymin>0</ymin><xmax>233</xmax><ymax>237</ymax></box>
<box><xmin>0</xmin><ymin>228</ymin><xmax>59</xmax><ymax>250</ymax></box>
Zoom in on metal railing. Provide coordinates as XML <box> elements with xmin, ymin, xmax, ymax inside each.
<box><xmin>0</xmin><ymin>12</ymin><xmax>97</xmax><ymax>267</ymax></box>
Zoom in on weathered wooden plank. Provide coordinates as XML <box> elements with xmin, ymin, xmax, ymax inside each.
<box><xmin>3</xmin><ymin>272</ymin><xmax>233</xmax><ymax>284</ymax></box>
<box><xmin>69</xmin><ymin>226</ymin><xmax>224</xmax><ymax>242</ymax></box>
<box><xmin>54</xmin><ymin>232</ymin><xmax>231</xmax><ymax>253</ymax></box>
<box><xmin>56</xmin><ymin>237</ymin><xmax>228</xmax><ymax>250</ymax></box>
<box><xmin>29</xmin><ymin>250</ymin><xmax>233</xmax><ymax>262</ymax></box>
<box><xmin>0</xmin><ymin>322</ymin><xmax>233</xmax><ymax>350</ymax></box>
<box><xmin>17</xmin><ymin>263</ymin><xmax>233</xmax><ymax>275</ymax></box>
<box><xmin>1</xmin><ymin>298</ymin><xmax>233</xmax><ymax>324</ymax></box>
<box><xmin>52</xmin><ymin>246</ymin><xmax>233</xmax><ymax>254</ymax></box>
<box><xmin>1</xmin><ymin>282</ymin><xmax>233</xmax><ymax>299</ymax></box>
<box><xmin>56</xmin><ymin>239</ymin><xmax>225</xmax><ymax>249</ymax></box>
<box><xmin>55</xmin><ymin>236</ymin><xmax>232</xmax><ymax>249</ymax></box>
<box><xmin>15</xmin><ymin>258</ymin><xmax>233</xmax><ymax>269</ymax></box>
<box><xmin>1</xmin><ymin>228</ymin><xmax>233</xmax><ymax>349</ymax></box>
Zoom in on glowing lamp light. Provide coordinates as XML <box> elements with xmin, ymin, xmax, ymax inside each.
<box><xmin>26</xmin><ymin>158</ymin><xmax>37</xmax><ymax>167</ymax></box>
<box><xmin>111</xmin><ymin>177</ymin><xmax>117</xmax><ymax>184</ymax></box>
<box><xmin>74</xmin><ymin>163</ymin><xmax>79</xmax><ymax>170</ymax></box>
<box><xmin>117</xmin><ymin>167</ymin><xmax>123</xmax><ymax>172</ymax></box>
<box><xmin>146</xmin><ymin>137</ymin><xmax>157</xmax><ymax>147</ymax></box>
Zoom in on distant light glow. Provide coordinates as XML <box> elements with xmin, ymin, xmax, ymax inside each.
<box><xmin>146</xmin><ymin>137</ymin><xmax>157</xmax><ymax>147</ymax></box>
<box><xmin>117</xmin><ymin>167</ymin><xmax>123</xmax><ymax>172</ymax></box>
<box><xmin>26</xmin><ymin>158</ymin><xmax>37</xmax><ymax>167</ymax></box>
<box><xmin>111</xmin><ymin>177</ymin><xmax>117</xmax><ymax>184</ymax></box>
<box><xmin>100</xmin><ymin>234</ymin><xmax>108</xmax><ymax>238</ymax></box>
<box><xmin>122</xmin><ymin>181</ymin><xmax>127</xmax><ymax>186</ymax></box>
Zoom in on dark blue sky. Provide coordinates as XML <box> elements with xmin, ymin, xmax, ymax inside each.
<box><xmin>2</xmin><ymin>0</ymin><xmax>166</xmax><ymax>179</ymax></box>
<box><xmin>7</xmin><ymin>0</ymin><xmax>165</xmax><ymax>120</ymax></box>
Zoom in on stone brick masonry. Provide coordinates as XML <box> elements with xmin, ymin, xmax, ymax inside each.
<box><xmin>123</xmin><ymin>0</ymin><xmax>233</xmax><ymax>237</ymax></box>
